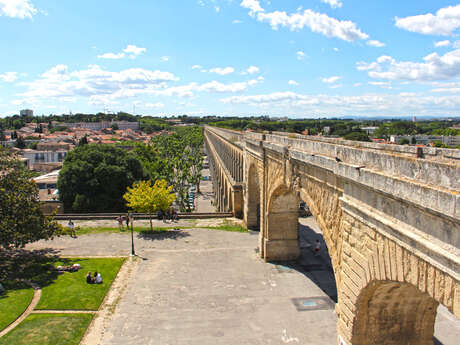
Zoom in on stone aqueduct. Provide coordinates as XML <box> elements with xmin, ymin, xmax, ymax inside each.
<box><xmin>203</xmin><ymin>125</ymin><xmax>460</xmax><ymax>345</ymax></box>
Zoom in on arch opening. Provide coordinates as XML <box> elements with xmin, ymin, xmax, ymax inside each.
<box><xmin>352</xmin><ymin>281</ymin><xmax>439</xmax><ymax>345</ymax></box>
<box><xmin>246</xmin><ymin>164</ymin><xmax>261</xmax><ymax>230</ymax></box>
<box><xmin>264</xmin><ymin>185</ymin><xmax>299</xmax><ymax>261</ymax></box>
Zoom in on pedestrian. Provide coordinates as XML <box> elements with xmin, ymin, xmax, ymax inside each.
<box><xmin>314</xmin><ymin>239</ymin><xmax>321</xmax><ymax>257</ymax></box>
<box><xmin>129</xmin><ymin>213</ymin><xmax>134</xmax><ymax>229</ymax></box>
<box><xmin>68</xmin><ymin>219</ymin><xmax>76</xmax><ymax>238</ymax></box>
<box><xmin>116</xmin><ymin>215</ymin><xmax>124</xmax><ymax>230</ymax></box>
<box><xmin>125</xmin><ymin>213</ymin><xmax>130</xmax><ymax>228</ymax></box>
<box><xmin>170</xmin><ymin>206</ymin><xmax>178</xmax><ymax>222</ymax></box>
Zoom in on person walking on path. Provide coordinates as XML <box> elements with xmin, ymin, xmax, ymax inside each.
<box><xmin>116</xmin><ymin>215</ymin><xmax>124</xmax><ymax>230</ymax></box>
<box><xmin>68</xmin><ymin>219</ymin><xmax>76</xmax><ymax>238</ymax></box>
<box><xmin>125</xmin><ymin>213</ymin><xmax>130</xmax><ymax>229</ymax></box>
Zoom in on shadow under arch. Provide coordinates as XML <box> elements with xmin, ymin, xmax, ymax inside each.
<box><xmin>352</xmin><ymin>280</ymin><xmax>439</xmax><ymax>345</ymax></box>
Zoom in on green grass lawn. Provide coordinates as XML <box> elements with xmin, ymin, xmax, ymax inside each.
<box><xmin>0</xmin><ymin>314</ymin><xmax>93</xmax><ymax>345</ymax></box>
<box><xmin>75</xmin><ymin>223</ymin><xmax>248</xmax><ymax>235</ymax></box>
<box><xmin>36</xmin><ymin>257</ymin><xmax>125</xmax><ymax>310</ymax></box>
<box><xmin>0</xmin><ymin>284</ymin><xmax>34</xmax><ymax>331</ymax></box>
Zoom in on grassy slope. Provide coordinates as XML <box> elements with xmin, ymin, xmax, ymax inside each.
<box><xmin>0</xmin><ymin>314</ymin><xmax>93</xmax><ymax>345</ymax></box>
<box><xmin>36</xmin><ymin>257</ymin><xmax>125</xmax><ymax>310</ymax></box>
<box><xmin>0</xmin><ymin>287</ymin><xmax>34</xmax><ymax>331</ymax></box>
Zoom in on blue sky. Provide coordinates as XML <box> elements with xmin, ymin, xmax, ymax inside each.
<box><xmin>1</xmin><ymin>0</ymin><xmax>460</xmax><ymax>118</ymax></box>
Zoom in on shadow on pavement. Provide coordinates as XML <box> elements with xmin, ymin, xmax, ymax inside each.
<box><xmin>267</xmin><ymin>221</ymin><xmax>338</xmax><ymax>303</ymax></box>
<box><xmin>137</xmin><ymin>229</ymin><xmax>191</xmax><ymax>241</ymax></box>
<box><xmin>434</xmin><ymin>337</ymin><xmax>444</xmax><ymax>345</ymax></box>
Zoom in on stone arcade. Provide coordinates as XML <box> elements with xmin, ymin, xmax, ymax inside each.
<box><xmin>204</xmin><ymin>125</ymin><xmax>460</xmax><ymax>345</ymax></box>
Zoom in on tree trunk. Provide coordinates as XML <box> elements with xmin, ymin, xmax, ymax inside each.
<box><xmin>149</xmin><ymin>213</ymin><xmax>153</xmax><ymax>231</ymax></box>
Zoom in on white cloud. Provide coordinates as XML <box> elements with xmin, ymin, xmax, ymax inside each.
<box><xmin>0</xmin><ymin>72</ymin><xmax>18</xmax><ymax>82</ymax></box>
<box><xmin>123</xmin><ymin>45</ymin><xmax>146</xmax><ymax>57</ymax></box>
<box><xmin>357</xmin><ymin>49</ymin><xmax>460</xmax><ymax>81</ymax></box>
<box><xmin>329</xmin><ymin>84</ymin><xmax>343</xmax><ymax>89</ymax></box>
<box><xmin>333</xmin><ymin>47</ymin><xmax>339</xmax><ymax>52</ymax></box>
<box><xmin>214</xmin><ymin>5</ymin><xmax>220</xmax><ymax>13</ymax></box>
<box><xmin>246</xmin><ymin>66</ymin><xmax>260</xmax><ymax>74</ymax></box>
<box><xmin>288</xmin><ymin>80</ymin><xmax>299</xmax><ymax>86</ymax></box>
<box><xmin>240</xmin><ymin>0</ymin><xmax>264</xmax><ymax>15</ymax></box>
<box><xmin>241</xmin><ymin>1</ymin><xmax>369</xmax><ymax>42</ymax></box>
<box><xmin>435</xmin><ymin>40</ymin><xmax>451</xmax><ymax>47</ymax></box>
<box><xmin>366</xmin><ymin>40</ymin><xmax>385</xmax><ymax>48</ymax></box>
<box><xmin>232</xmin><ymin>19</ymin><xmax>243</xmax><ymax>24</ymax></box>
<box><xmin>368</xmin><ymin>81</ymin><xmax>390</xmax><ymax>86</ymax></box>
<box><xmin>321</xmin><ymin>0</ymin><xmax>343</xmax><ymax>9</ymax></box>
<box><xmin>297</xmin><ymin>51</ymin><xmax>306</xmax><ymax>60</ymax></box>
<box><xmin>199</xmin><ymin>80</ymin><xmax>247</xmax><ymax>92</ymax></box>
<box><xmin>191</xmin><ymin>65</ymin><xmax>202</xmax><ymax>70</ymax></box>
<box><xmin>220</xmin><ymin>91</ymin><xmax>460</xmax><ymax>116</ymax></box>
<box><xmin>353</xmin><ymin>83</ymin><xmax>362</xmax><ymax>87</ymax></box>
<box><xmin>19</xmin><ymin>64</ymin><xmax>177</xmax><ymax>102</ymax></box>
<box><xmin>395</xmin><ymin>4</ymin><xmax>460</xmax><ymax>36</ymax></box>
<box><xmin>209</xmin><ymin>67</ymin><xmax>235</xmax><ymax>75</ymax></box>
<box><xmin>97</xmin><ymin>52</ymin><xmax>125</xmax><ymax>59</ymax></box>
<box><xmin>161</xmin><ymin>56</ymin><xmax>169</xmax><ymax>62</ymax></box>
<box><xmin>454</xmin><ymin>41</ymin><xmax>460</xmax><ymax>49</ymax></box>
<box><xmin>145</xmin><ymin>102</ymin><xmax>164</xmax><ymax>108</ymax></box>
<box><xmin>322</xmin><ymin>76</ymin><xmax>342</xmax><ymax>83</ymax></box>
<box><xmin>97</xmin><ymin>45</ymin><xmax>146</xmax><ymax>60</ymax></box>
<box><xmin>0</xmin><ymin>0</ymin><xmax>37</xmax><ymax>19</ymax></box>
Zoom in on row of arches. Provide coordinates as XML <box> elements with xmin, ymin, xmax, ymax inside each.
<box><xmin>244</xmin><ymin>159</ymin><xmax>458</xmax><ymax>345</ymax></box>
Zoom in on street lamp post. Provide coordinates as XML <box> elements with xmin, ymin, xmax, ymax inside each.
<box><xmin>130</xmin><ymin>213</ymin><xmax>135</xmax><ymax>256</ymax></box>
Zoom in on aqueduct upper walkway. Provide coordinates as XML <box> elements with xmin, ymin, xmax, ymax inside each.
<box><xmin>204</xmin><ymin>125</ymin><xmax>460</xmax><ymax>345</ymax></box>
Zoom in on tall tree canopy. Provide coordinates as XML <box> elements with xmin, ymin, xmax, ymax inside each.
<box><xmin>0</xmin><ymin>148</ymin><xmax>60</xmax><ymax>249</ymax></box>
<box><xmin>58</xmin><ymin>144</ymin><xmax>145</xmax><ymax>212</ymax></box>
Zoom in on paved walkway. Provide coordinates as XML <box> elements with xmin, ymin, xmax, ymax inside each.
<box><xmin>194</xmin><ymin>167</ymin><xmax>216</xmax><ymax>213</ymax></box>
<box><xmin>25</xmin><ymin>219</ymin><xmax>459</xmax><ymax>344</ymax></box>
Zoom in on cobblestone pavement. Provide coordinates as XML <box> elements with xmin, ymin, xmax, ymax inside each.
<box><xmin>26</xmin><ymin>218</ymin><xmax>459</xmax><ymax>344</ymax></box>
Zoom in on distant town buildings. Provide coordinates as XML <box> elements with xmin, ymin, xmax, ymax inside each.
<box><xmin>361</xmin><ymin>126</ymin><xmax>379</xmax><ymax>135</ymax></box>
<box><xmin>62</xmin><ymin>120</ymin><xmax>139</xmax><ymax>131</ymax></box>
<box><xmin>20</xmin><ymin>109</ymin><xmax>33</xmax><ymax>117</ymax></box>
<box><xmin>390</xmin><ymin>135</ymin><xmax>460</xmax><ymax>146</ymax></box>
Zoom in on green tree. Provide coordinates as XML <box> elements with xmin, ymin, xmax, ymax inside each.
<box><xmin>399</xmin><ymin>138</ymin><xmax>410</xmax><ymax>145</ymax></box>
<box><xmin>0</xmin><ymin>129</ymin><xmax>5</xmax><ymax>141</ymax></box>
<box><xmin>343</xmin><ymin>131</ymin><xmax>371</xmax><ymax>142</ymax></box>
<box><xmin>111</xmin><ymin>123</ymin><xmax>119</xmax><ymax>131</ymax></box>
<box><xmin>0</xmin><ymin>148</ymin><xmax>61</xmax><ymax>249</ymax></box>
<box><xmin>124</xmin><ymin>179</ymin><xmax>176</xmax><ymax>230</ymax></box>
<box><xmin>57</xmin><ymin>144</ymin><xmax>145</xmax><ymax>212</ymax></box>
<box><xmin>77</xmin><ymin>135</ymin><xmax>88</xmax><ymax>147</ymax></box>
<box><xmin>15</xmin><ymin>136</ymin><xmax>26</xmax><ymax>149</ymax></box>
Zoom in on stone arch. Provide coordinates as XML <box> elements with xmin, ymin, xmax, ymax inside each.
<box><xmin>263</xmin><ymin>184</ymin><xmax>299</xmax><ymax>261</ymax></box>
<box><xmin>352</xmin><ymin>280</ymin><xmax>439</xmax><ymax>345</ymax></box>
<box><xmin>246</xmin><ymin>163</ymin><xmax>261</xmax><ymax>230</ymax></box>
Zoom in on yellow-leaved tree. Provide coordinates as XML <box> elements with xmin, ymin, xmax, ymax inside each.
<box><xmin>123</xmin><ymin>179</ymin><xmax>176</xmax><ymax>230</ymax></box>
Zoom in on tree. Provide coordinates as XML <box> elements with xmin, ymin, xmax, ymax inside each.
<box><xmin>124</xmin><ymin>179</ymin><xmax>175</xmax><ymax>230</ymax></box>
<box><xmin>57</xmin><ymin>144</ymin><xmax>145</xmax><ymax>212</ymax></box>
<box><xmin>0</xmin><ymin>148</ymin><xmax>60</xmax><ymax>249</ymax></box>
<box><xmin>411</xmin><ymin>136</ymin><xmax>417</xmax><ymax>145</ymax></box>
<box><xmin>399</xmin><ymin>138</ymin><xmax>410</xmax><ymax>145</ymax></box>
<box><xmin>111</xmin><ymin>123</ymin><xmax>119</xmax><ymax>131</ymax></box>
<box><xmin>0</xmin><ymin>129</ymin><xmax>5</xmax><ymax>141</ymax></box>
<box><xmin>343</xmin><ymin>131</ymin><xmax>371</xmax><ymax>142</ymax></box>
<box><xmin>77</xmin><ymin>135</ymin><xmax>88</xmax><ymax>146</ymax></box>
<box><xmin>15</xmin><ymin>136</ymin><xmax>26</xmax><ymax>149</ymax></box>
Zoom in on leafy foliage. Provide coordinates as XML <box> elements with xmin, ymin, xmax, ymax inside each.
<box><xmin>0</xmin><ymin>148</ymin><xmax>60</xmax><ymax>249</ymax></box>
<box><xmin>124</xmin><ymin>179</ymin><xmax>175</xmax><ymax>229</ymax></box>
<box><xmin>57</xmin><ymin>144</ymin><xmax>145</xmax><ymax>212</ymax></box>
<box><xmin>134</xmin><ymin>126</ymin><xmax>203</xmax><ymax>211</ymax></box>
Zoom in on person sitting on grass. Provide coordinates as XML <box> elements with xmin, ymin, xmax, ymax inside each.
<box><xmin>86</xmin><ymin>272</ymin><xmax>95</xmax><ymax>284</ymax></box>
<box><xmin>94</xmin><ymin>271</ymin><xmax>103</xmax><ymax>284</ymax></box>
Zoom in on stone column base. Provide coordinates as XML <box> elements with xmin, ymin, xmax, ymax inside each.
<box><xmin>263</xmin><ymin>238</ymin><xmax>300</xmax><ymax>261</ymax></box>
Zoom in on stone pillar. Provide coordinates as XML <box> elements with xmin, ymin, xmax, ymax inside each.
<box><xmin>232</xmin><ymin>185</ymin><xmax>243</xmax><ymax>219</ymax></box>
